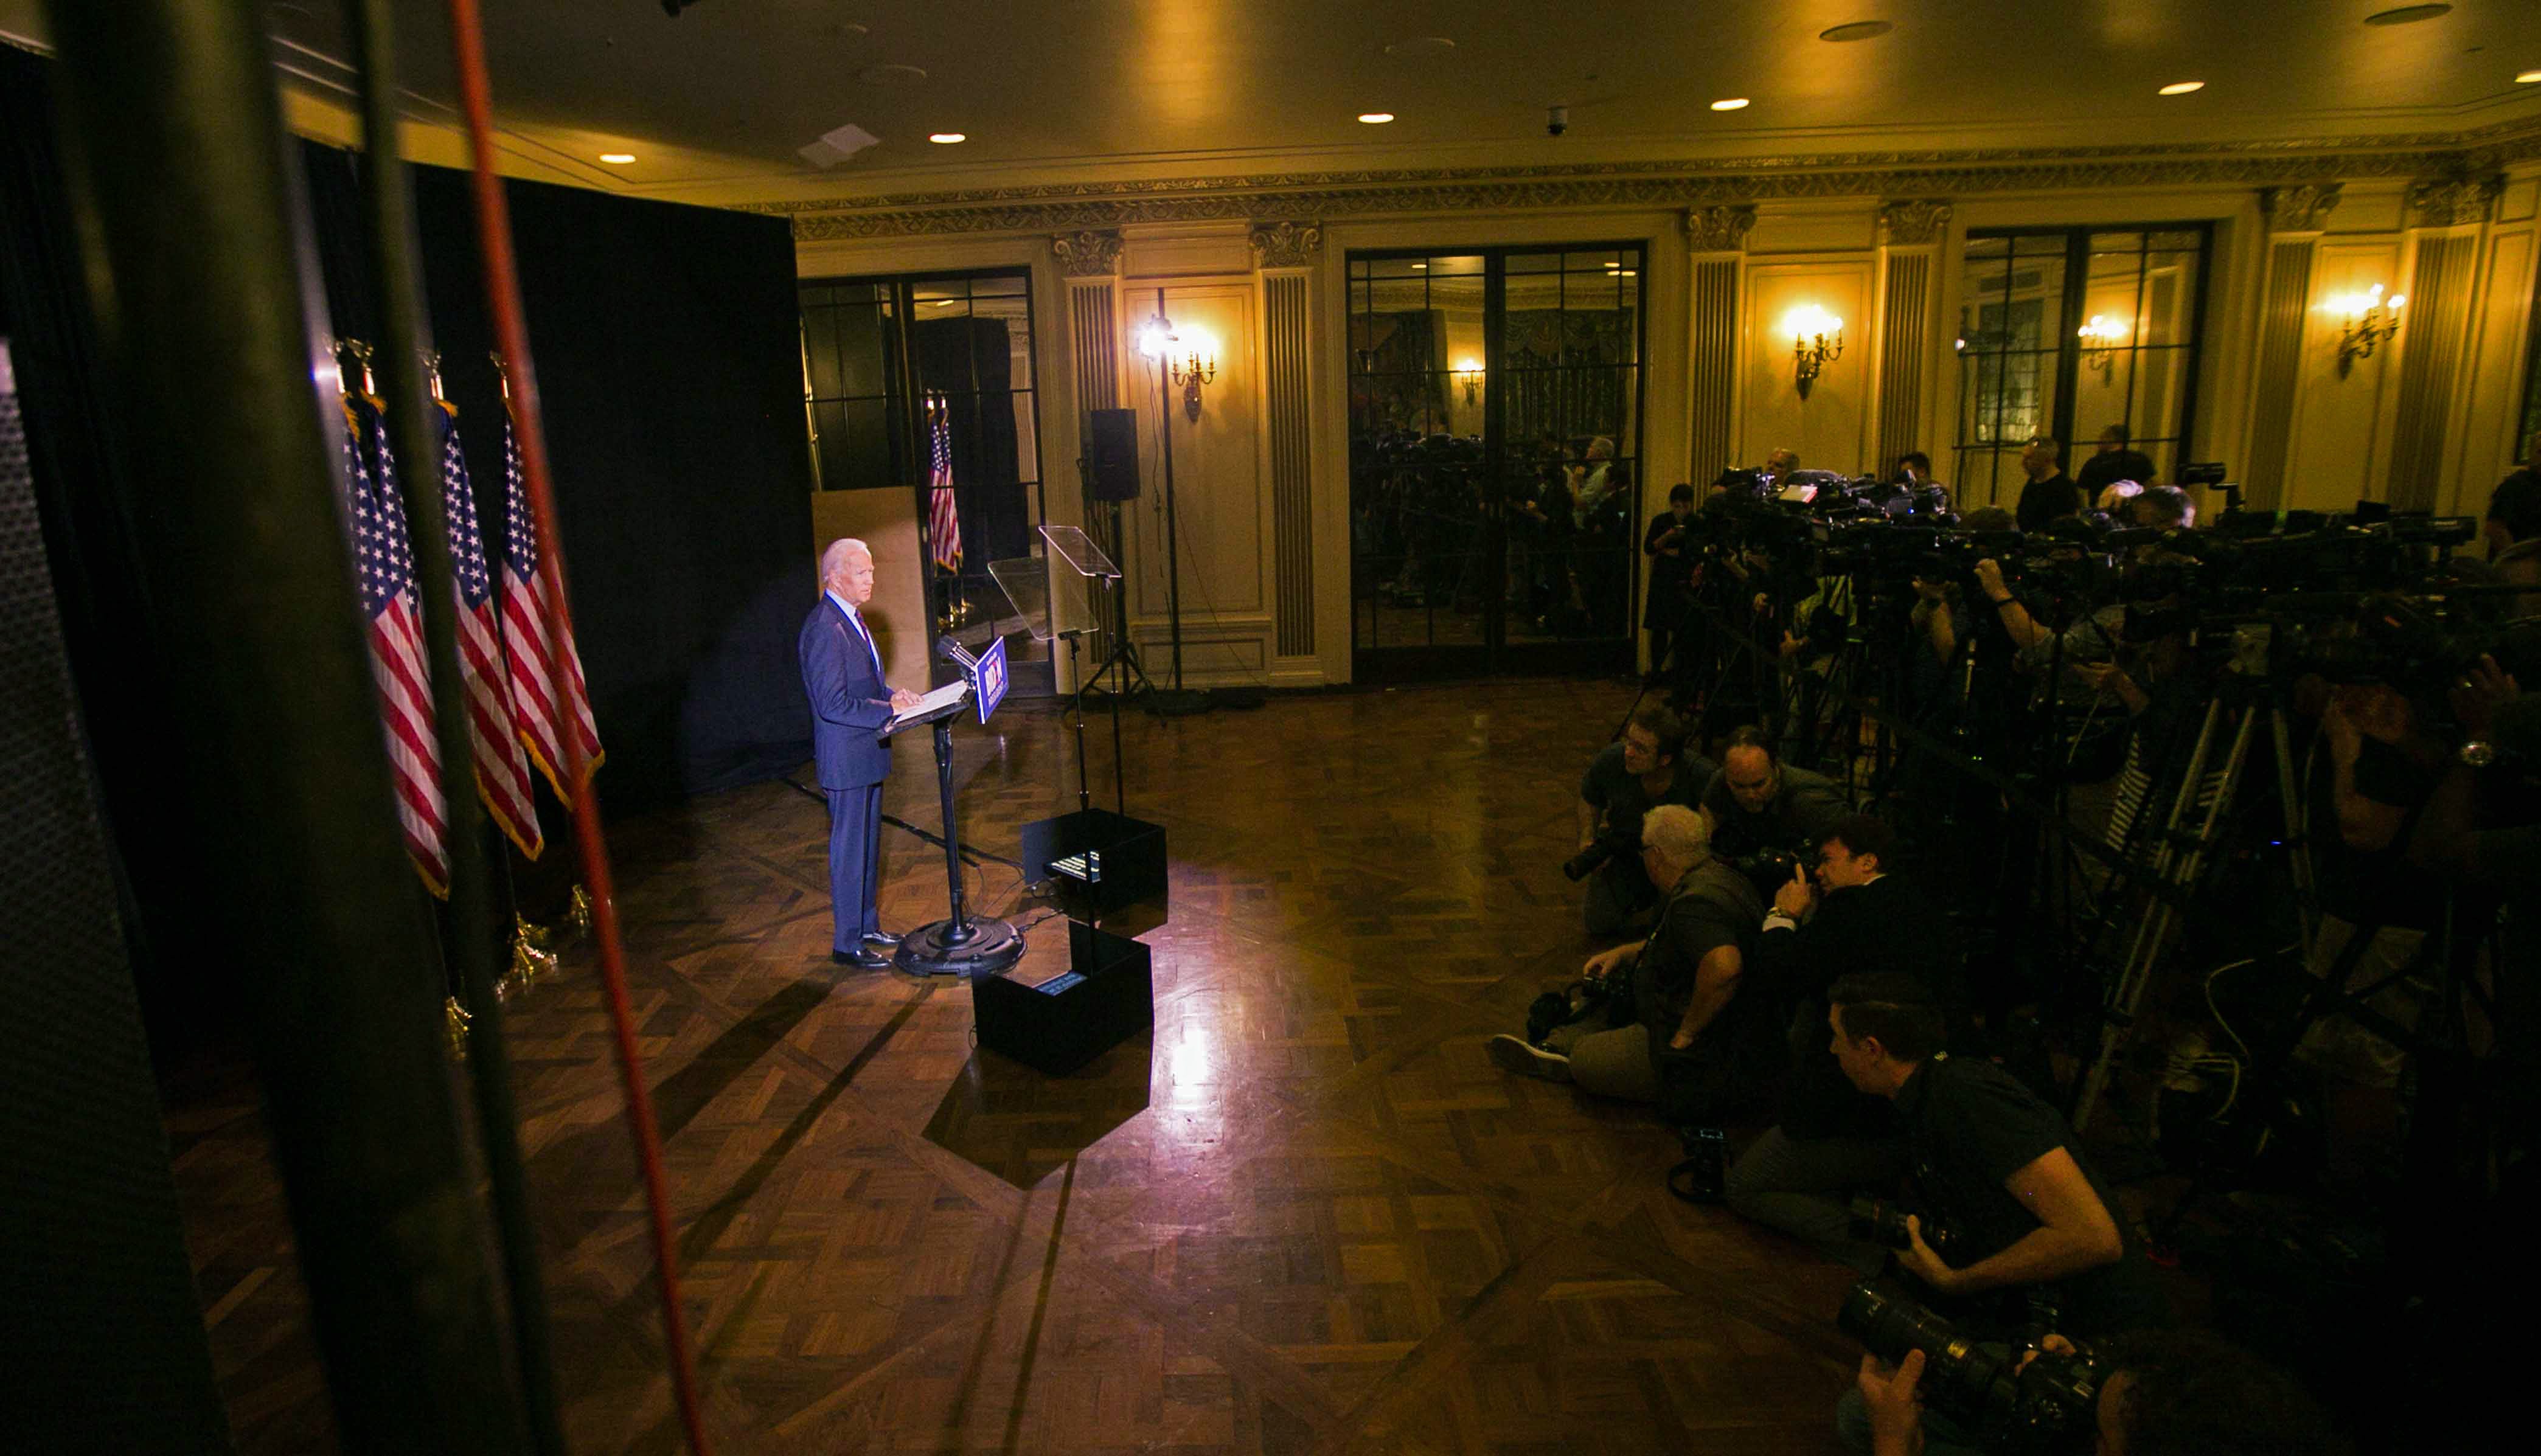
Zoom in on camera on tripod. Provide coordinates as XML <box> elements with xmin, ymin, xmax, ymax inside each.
<box><xmin>1841</xmin><ymin>1279</ymin><xmax>2107</xmax><ymax>1454</ymax></box>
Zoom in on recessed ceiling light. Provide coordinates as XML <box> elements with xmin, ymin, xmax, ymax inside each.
<box><xmin>598</xmin><ymin>153</ymin><xmax>636</xmax><ymax>164</ymax></box>
<box><xmin>1358</xmin><ymin>112</ymin><xmax>1396</xmax><ymax>123</ymax></box>
<box><xmin>1820</xmin><ymin>21</ymin><xmax>1894</xmax><ymax>43</ymax></box>
<box><xmin>2518</xmin><ymin>69</ymin><xmax>2541</xmax><ymax>84</ymax></box>
<box><xmin>1383</xmin><ymin>37</ymin><xmax>1457</xmax><ymax>58</ymax></box>
<box><xmin>857</xmin><ymin>63</ymin><xmax>928</xmax><ymax>86</ymax></box>
<box><xmin>2363</xmin><ymin>4</ymin><xmax>2450</xmax><ymax>24</ymax></box>
<box><xmin>928</xmin><ymin>133</ymin><xmax>966</xmax><ymax>144</ymax></box>
<box><xmin>1709</xmin><ymin>97</ymin><xmax>1751</xmax><ymax>111</ymax></box>
<box><xmin>2158</xmin><ymin>80</ymin><xmax>2205</xmax><ymax>95</ymax></box>
<box><xmin>1411</xmin><ymin>262</ymin><xmax>1428</xmax><ymax>269</ymax></box>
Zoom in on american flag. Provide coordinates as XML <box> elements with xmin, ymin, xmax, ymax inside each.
<box><xmin>926</xmin><ymin>397</ymin><xmax>962</xmax><ymax>574</ymax></box>
<box><xmin>346</xmin><ymin>400</ymin><xmax>450</xmax><ymax>893</ymax></box>
<box><xmin>499</xmin><ymin>409</ymin><xmax>603</xmax><ymax>802</ymax></box>
<box><xmin>438</xmin><ymin>405</ymin><xmax>543</xmax><ymax>858</ymax></box>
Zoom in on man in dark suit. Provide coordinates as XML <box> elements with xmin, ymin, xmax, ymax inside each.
<box><xmin>802</xmin><ymin>538</ymin><xmax>919</xmax><ymax>969</ymax></box>
<box><xmin>1723</xmin><ymin>814</ymin><xmax>1963</xmax><ymax>1272</ymax></box>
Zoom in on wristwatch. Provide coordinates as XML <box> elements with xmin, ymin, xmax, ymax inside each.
<box><xmin>2459</xmin><ymin>739</ymin><xmax>2497</xmax><ymax>769</ymax></box>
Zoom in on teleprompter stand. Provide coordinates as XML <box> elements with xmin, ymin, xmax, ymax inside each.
<box><xmin>882</xmin><ymin>681</ymin><xmax>1024</xmax><ymax>978</ymax></box>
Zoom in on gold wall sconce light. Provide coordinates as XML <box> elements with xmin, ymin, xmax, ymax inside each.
<box><xmin>1784</xmin><ymin>305</ymin><xmax>1843</xmax><ymax>398</ymax></box>
<box><xmin>2326</xmin><ymin>285</ymin><xmax>2404</xmax><ymax>377</ymax></box>
<box><xmin>2077</xmin><ymin>314</ymin><xmax>2128</xmax><ymax>379</ymax></box>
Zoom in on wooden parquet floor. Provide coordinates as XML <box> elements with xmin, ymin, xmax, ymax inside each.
<box><xmin>165</xmin><ymin>678</ymin><xmax>1866</xmax><ymax>1454</ymax></box>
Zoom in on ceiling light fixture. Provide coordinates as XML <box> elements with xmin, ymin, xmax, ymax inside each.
<box><xmin>928</xmin><ymin>132</ymin><xmax>966</xmax><ymax>144</ymax></box>
<box><xmin>2158</xmin><ymin>80</ymin><xmax>2205</xmax><ymax>95</ymax></box>
<box><xmin>1384</xmin><ymin>37</ymin><xmax>1458</xmax><ymax>58</ymax></box>
<box><xmin>598</xmin><ymin>153</ymin><xmax>636</xmax><ymax>164</ymax></box>
<box><xmin>1358</xmin><ymin>112</ymin><xmax>1396</xmax><ymax>123</ymax></box>
<box><xmin>1819</xmin><ymin>21</ymin><xmax>1894</xmax><ymax>43</ymax></box>
<box><xmin>1709</xmin><ymin>97</ymin><xmax>1750</xmax><ymax>111</ymax></box>
<box><xmin>2518</xmin><ymin>69</ymin><xmax>2541</xmax><ymax>84</ymax></box>
<box><xmin>2363</xmin><ymin>4</ymin><xmax>2450</xmax><ymax>25</ymax></box>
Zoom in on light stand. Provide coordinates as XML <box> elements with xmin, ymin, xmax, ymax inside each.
<box><xmin>1141</xmin><ymin>287</ymin><xmax>1212</xmax><ymax>718</ymax></box>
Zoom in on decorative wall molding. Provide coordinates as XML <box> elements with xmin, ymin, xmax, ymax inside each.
<box><xmin>1681</xmin><ymin>204</ymin><xmax>1757</xmax><ymax>253</ymax></box>
<box><xmin>1050</xmin><ymin>229</ymin><xmax>1126</xmax><ymax>277</ymax></box>
<box><xmin>1877</xmin><ymin>199</ymin><xmax>1952</xmax><ymax>247</ymax></box>
<box><xmin>1248</xmin><ymin>220</ymin><xmax>1324</xmax><ymax>268</ymax></box>
<box><xmin>2260</xmin><ymin>183</ymin><xmax>2341</xmax><ymax>233</ymax></box>
<box><xmin>1687</xmin><ymin>257</ymin><xmax>1742</xmax><ymax>485</ymax></box>
<box><xmin>2405</xmin><ymin>174</ymin><xmax>2505</xmax><ymax>229</ymax></box>
<box><xmin>749</xmin><ymin>119</ymin><xmax>2541</xmax><ymax>241</ymax></box>
<box><xmin>1261</xmin><ymin>272</ymin><xmax>1316</xmax><ymax>656</ymax></box>
<box><xmin>2244</xmin><ymin>237</ymin><xmax>2318</xmax><ymax>507</ymax></box>
<box><xmin>2388</xmin><ymin>233</ymin><xmax>2478</xmax><ymax>510</ymax></box>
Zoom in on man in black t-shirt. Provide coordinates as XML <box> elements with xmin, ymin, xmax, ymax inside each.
<box><xmin>1827</xmin><ymin>973</ymin><xmax>2169</xmax><ymax>1339</ymax></box>
<box><xmin>2012</xmin><ymin>437</ymin><xmax>2082</xmax><ymax>533</ymax></box>
<box><xmin>2074</xmin><ymin>422</ymin><xmax>2157</xmax><ymax>502</ymax></box>
<box><xmin>1577</xmin><ymin>704</ymin><xmax>1717</xmax><ymax>934</ymax></box>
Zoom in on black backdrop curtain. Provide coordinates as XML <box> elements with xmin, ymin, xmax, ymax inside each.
<box><xmin>2</xmin><ymin>41</ymin><xmax>818</xmax><ymax>1053</ymax></box>
<box><xmin>303</xmin><ymin>141</ymin><xmax>816</xmax><ymax>803</ymax></box>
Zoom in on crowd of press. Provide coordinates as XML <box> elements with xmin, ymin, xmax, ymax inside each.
<box><xmin>1481</xmin><ymin>427</ymin><xmax>2541</xmax><ymax>1455</ymax></box>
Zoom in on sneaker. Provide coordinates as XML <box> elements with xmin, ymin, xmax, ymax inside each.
<box><xmin>1489</xmin><ymin>1033</ymin><xmax>1572</xmax><ymax>1083</ymax></box>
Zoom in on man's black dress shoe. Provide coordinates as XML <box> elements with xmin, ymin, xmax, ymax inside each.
<box><xmin>862</xmin><ymin>929</ymin><xmax>903</xmax><ymax>950</ymax></box>
<box><xmin>831</xmin><ymin>948</ymin><xmax>894</xmax><ymax>969</ymax></box>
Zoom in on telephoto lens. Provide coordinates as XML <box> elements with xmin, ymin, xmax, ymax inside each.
<box><xmin>1839</xmin><ymin>1280</ymin><xmax>2107</xmax><ymax>1455</ymax></box>
<box><xmin>1848</xmin><ymin>1195</ymin><xmax>1953</xmax><ymax>1256</ymax></box>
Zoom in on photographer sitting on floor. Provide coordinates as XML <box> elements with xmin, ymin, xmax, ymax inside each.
<box><xmin>1825</xmin><ymin>973</ymin><xmax>2169</xmax><ymax>1339</ymax></box>
<box><xmin>1726</xmin><ymin>817</ymin><xmax>1962</xmax><ymax>1272</ymax></box>
<box><xmin>1851</xmin><ymin>1329</ymin><xmax>2334</xmax><ymax>1456</ymax></box>
<box><xmin>1699</xmin><ymin>725</ymin><xmax>1847</xmax><ymax>862</ymax></box>
<box><xmin>1574</xmin><ymin>704</ymin><xmax>1717</xmax><ymax>935</ymax></box>
<box><xmin>1493</xmin><ymin>805</ymin><xmax>1772</xmax><ymax>1118</ymax></box>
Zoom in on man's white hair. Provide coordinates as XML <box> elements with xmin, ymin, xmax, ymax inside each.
<box><xmin>819</xmin><ymin>537</ymin><xmax>871</xmax><ymax>586</ymax></box>
<box><xmin>1642</xmin><ymin>803</ymin><xmax>1710</xmax><ymax>862</ymax></box>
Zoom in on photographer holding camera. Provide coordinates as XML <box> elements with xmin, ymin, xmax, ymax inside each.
<box><xmin>1824</xmin><ymin>973</ymin><xmax>2168</xmax><ymax>1337</ymax></box>
<box><xmin>1726</xmin><ymin>816</ymin><xmax>1963</xmax><ymax>1271</ymax></box>
<box><xmin>1698</xmin><ymin>726</ymin><xmax>1847</xmax><ymax>862</ymax></box>
<box><xmin>1495</xmin><ymin>805</ymin><xmax>1773</xmax><ymax>1117</ymax></box>
<box><xmin>1849</xmin><ymin>1325</ymin><xmax>2334</xmax><ymax>1456</ymax></box>
<box><xmin>1574</xmin><ymin>704</ymin><xmax>1716</xmax><ymax>934</ymax></box>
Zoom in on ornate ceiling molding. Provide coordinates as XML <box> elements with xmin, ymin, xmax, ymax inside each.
<box><xmin>1877</xmin><ymin>199</ymin><xmax>1952</xmax><ymax>247</ymax></box>
<box><xmin>757</xmin><ymin>117</ymin><xmax>2541</xmax><ymax>241</ymax></box>
<box><xmin>1247</xmin><ymin>220</ymin><xmax>1324</xmax><ymax>268</ymax></box>
<box><xmin>1680</xmin><ymin>204</ymin><xmax>1756</xmax><ymax>252</ymax></box>
<box><xmin>1049</xmin><ymin>229</ymin><xmax>1125</xmax><ymax>277</ymax></box>
<box><xmin>2405</xmin><ymin>173</ymin><xmax>2505</xmax><ymax>229</ymax></box>
<box><xmin>2260</xmin><ymin>183</ymin><xmax>2341</xmax><ymax>233</ymax></box>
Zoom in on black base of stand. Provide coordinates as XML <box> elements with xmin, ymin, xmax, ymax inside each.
<box><xmin>895</xmin><ymin>915</ymin><xmax>1024</xmax><ymax>978</ymax></box>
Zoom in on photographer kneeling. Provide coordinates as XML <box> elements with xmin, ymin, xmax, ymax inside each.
<box><xmin>1493</xmin><ymin>805</ymin><xmax>1771</xmax><ymax>1117</ymax></box>
<box><xmin>1726</xmin><ymin>816</ymin><xmax>1962</xmax><ymax>1272</ymax></box>
<box><xmin>1573</xmin><ymin>704</ymin><xmax>1715</xmax><ymax>935</ymax></box>
<box><xmin>1702</xmin><ymin>726</ymin><xmax>1848</xmax><ymax>863</ymax></box>
<box><xmin>1825</xmin><ymin>974</ymin><xmax>2167</xmax><ymax>1337</ymax></box>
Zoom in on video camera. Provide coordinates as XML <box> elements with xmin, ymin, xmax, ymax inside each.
<box><xmin>1841</xmin><ymin>1279</ymin><xmax>2107</xmax><ymax>1455</ymax></box>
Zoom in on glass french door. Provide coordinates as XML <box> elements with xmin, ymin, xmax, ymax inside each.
<box><xmin>1347</xmin><ymin>245</ymin><xmax>1646</xmax><ymax>681</ymax></box>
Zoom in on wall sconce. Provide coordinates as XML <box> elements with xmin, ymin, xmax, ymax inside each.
<box><xmin>1170</xmin><ymin>336</ymin><xmax>1217</xmax><ymax>421</ymax></box>
<box><xmin>2077</xmin><ymin>314</ymin><xmax>2128</xmax><ymax>379</ymax></box>
<box><xmin>2327</xmin><ymin>284</ymin><xmax>2404</xmax><ymax>377</ymax></box>
<box><xmin>1136</xmin><ymin>314</ymin><xmax>1217</xmax><ymax>420</ymax></box>
<box><xmin>1784</xmin><ymin>305</ymin><xmax>1843</xmax><ymax>399</ymax></box>
<box><xmin>1453</xmin><ymin>357</ymin><xmax>1483</xmax><ymax>406</ymax></box>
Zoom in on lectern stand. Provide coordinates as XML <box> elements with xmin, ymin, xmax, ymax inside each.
<box><xmin>881</xmin><ymin>681</ymin><xmax>1024</xmax><ymax>977</ymax></box>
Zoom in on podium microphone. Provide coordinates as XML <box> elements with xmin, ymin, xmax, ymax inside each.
<box><xmin>936</xmin><ymin>635</ymin><xmax>978</xmax><ymax>671</ymax></box>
